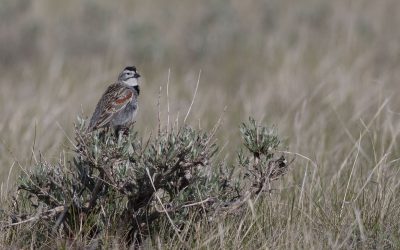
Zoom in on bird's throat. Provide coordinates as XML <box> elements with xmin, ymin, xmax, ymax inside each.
<box><xmin>123</xmin><ymin>77</ymin><xmax>139</xmax><ymax>87</ymax></box>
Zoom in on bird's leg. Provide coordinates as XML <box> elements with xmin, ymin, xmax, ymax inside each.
<box><xmin>114</xmin><ymin>125</ymin><xmax>122</xmax><ymax>137</ymax></box>
<box><xmin>115</xmin><ymin>121</ymin><xmax>136</xmax><ymax>137</ymax></box>
<box><xmin>114</xmin><ymin>120</ymin><xmax>137</xmax><ymax>137</ymax></box>
<box><xmin>99</xmin><ymin>127</ymin><xmax>109</xmax><ymax>142</ymax></box>
<box><xmin>114</xmin><ymin>125</ymin><xmax>129</xmax><ymax>137</ymax></box>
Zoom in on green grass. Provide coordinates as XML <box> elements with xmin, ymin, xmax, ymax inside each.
<box><xmin>2</xmin><ymin>0</ymin><xmax>400</xmax><ymax>248</ymax></box>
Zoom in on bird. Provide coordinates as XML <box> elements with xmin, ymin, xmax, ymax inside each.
<box><xmin>87</xmin><ymin>66</ymin><xmax>141</xmax><ymax>136</ymax></box>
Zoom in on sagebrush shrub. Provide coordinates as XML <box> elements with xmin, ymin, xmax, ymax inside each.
<box><xmin>1</xmin><ymin>117</ymin><xmax>291</xmax><ymax>248</ymax></box>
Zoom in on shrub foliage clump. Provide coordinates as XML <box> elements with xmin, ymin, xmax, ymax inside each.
<box><xmin>1</xmin><ymin>117</ymin><xmax>291</xmax><ymax>247</ymax></box>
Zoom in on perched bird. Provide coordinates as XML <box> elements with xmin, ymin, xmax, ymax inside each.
<box><xmin>87</xmin><ymin>66</ymin><xmax>141</xmax><ymax>135</ymax></box>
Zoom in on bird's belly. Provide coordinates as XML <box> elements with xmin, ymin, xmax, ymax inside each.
<box><xmin>111</xmin><ymin>102</ymin><xmax>138</xmax><ymax>127</ymax></box>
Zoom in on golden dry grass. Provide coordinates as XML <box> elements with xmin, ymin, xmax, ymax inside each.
<box><xmin>1</xmin><ymin>0</ymin><xmax>400</xmax><ymax>248</ymax></box>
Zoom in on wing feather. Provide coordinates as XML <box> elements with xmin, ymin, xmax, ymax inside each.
<box><xmin>88</xmin><ymin>84</ymin><xmax>135</xmax><ymax>131</ymax></box>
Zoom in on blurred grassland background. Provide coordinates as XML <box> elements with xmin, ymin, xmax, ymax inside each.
<box><xmin>1</xmin><ymin>0</ymin><xmax>400</xmax><ymax>247</ymax></box>
<box><xmin>1</xmin><ymin>0</ymin><xmax>400</xmax><ymax>183</ymax></box>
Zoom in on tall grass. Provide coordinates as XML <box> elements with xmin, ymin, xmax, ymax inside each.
<box><xmin>1</xmin><ymin>0</ymin><xmax>400</xmax><ymax>248</ymax></box>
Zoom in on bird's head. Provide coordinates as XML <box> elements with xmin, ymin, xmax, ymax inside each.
<box><xmin>118</xmin><ymin>66</ymin><xmax>141</xmax><ymax>87</ymax></box>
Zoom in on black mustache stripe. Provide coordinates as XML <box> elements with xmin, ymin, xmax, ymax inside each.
<box><xmin>134</xmin><ymin>85</ymin><xmax>140</xmax><ymax>95</ymax></box>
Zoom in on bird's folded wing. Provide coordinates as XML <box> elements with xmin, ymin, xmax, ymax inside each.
<box><xmin>93</xmin><ymin>86</ymin><xmax>135</xmax><ymax>129</ymax></box>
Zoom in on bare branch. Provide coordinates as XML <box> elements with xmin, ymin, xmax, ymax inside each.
<box><xmin>184</xmin><ymin>70</ymin><xmax>201</xmax><ymax>124</ymax></box>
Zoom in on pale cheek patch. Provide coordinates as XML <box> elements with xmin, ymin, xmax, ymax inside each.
<box><xmin>124</xmin><ymin>78</ymin><xmax>138</xmax><ymax>86</ymax></box>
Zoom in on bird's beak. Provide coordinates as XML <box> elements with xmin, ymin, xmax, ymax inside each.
<box><xmin>134</xmin><ymin>73</ymin><xmax>141</xmax><ymax>78</ymax></box>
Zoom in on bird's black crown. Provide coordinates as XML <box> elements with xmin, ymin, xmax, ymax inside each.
<box><xmin>124</xmin><ymin>66</ymin><xmax>137</xmax><ymax>72</ymax></box>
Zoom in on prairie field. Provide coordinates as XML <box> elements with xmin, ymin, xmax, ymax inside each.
<box><xmin>1</xmin><ymin>0</ymin><xmax>400</xmax><ymax>248</ymax></box>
